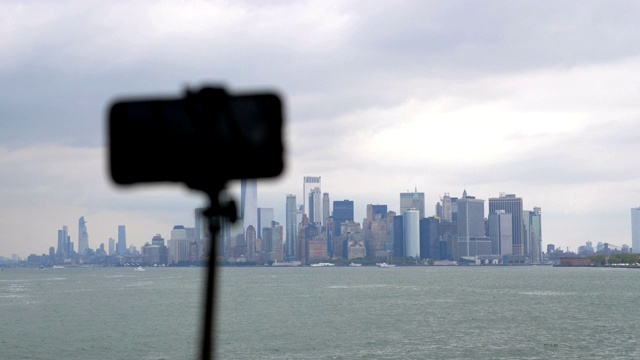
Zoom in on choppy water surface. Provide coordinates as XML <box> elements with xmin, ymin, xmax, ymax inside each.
<box><xmin>2</xmin><ymin>266</ymin><xmax>639</xmax><ymax>359</ymax></box>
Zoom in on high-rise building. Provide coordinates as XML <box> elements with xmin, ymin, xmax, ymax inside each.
<box><xmin>108</xmin><ymin>237</ymin><xmax>115</xmax><ymax>256</ymax></box>
<box><xmin>57</xmin><ymin>225</ymin><xmax>69</xmax><ymax>257</ymax></box>
<box><xmin>440</xmin><ymin>193</ymin><xmax>452</xmax><ymax>222</ymax></box>
<box><xmin>303</xmin><ymin>176</ymin><xmax>321</xmax><ymax>218</ymax></box>
<box><xmin>241</xmin><ymin>179</ymin><xmax>258</xmax><ymax>238</ymax></box>
<box><xmin>631</xmin><ymin>207</ymin><xmax>640</xmax><ymax>253</ymax></box>
<box><xmin>523</xmin><ymin>207</ymin><xmax>542</xmax><ymax>262</ymax></box>
<box><xmin>419</xmin><ymin>216</ymin><xmax>440</xmax><ymax>259</ymax></box>
<box><xmin>400</xmin><ymin>187</ymin><xmax>426</xmax><ymax>219</ymax></box>
<box><xmin>333</xmin><ymin>200</ymin><xmax>354</xmax><ymax>237</ymax></box>
<box><xmin>195</xmin><ymin>208</ymin><xmax>208</xmax><ymax>242</ymax></box>
<box><xmin>403</xmin><ymin>209</ymin><xmax>420</xmax><ymax>258</ymax></box>
<box><xmin>246</xmin><ymin>225</ymin><xmax>257</xmax><ymax>261</ymax></box>
<box><xmin>322</xmin><ymin>193</ymin><xmax>330</xmax><ymax>227</ymax></box>
<box><xmin>77</xmin><ymin>216</ymin><xmax>89</xmax><ymax>255</ymax></box>
<box><xmin>257</xmin><ymin>207</ymin><xmax>274</xmax><ymax>240</ymax></box>
<box><xmin>489</xmin><ymin>193</ymin><xmax>524</xmax><ymax>256</ymax></box>
<box><xmin>363</xmin><ymin>204</ymin><xmax>390</xmax><ymax>258</ymax></box>
<box><xmin>457</xmin><ymin>190</ymin><xmax>485</xmax><ymax>257</ymax></box>
<box><xmin>285</xmin><ymin>194</ymin><xmax>298</xmax><ymax>261</ymax></box>
<box><xmin>366</xmin><ymin>204</ymin><xmax>388</xmax><ymax>220</ymax></box>
<box><xmin>393</xmin><ymin>214</ymin><xmax>404</xmax><ymax>257</ymax></box>
<box><xmin>309</xmin><ymin>188</ymin><xmax>322</xmax><ymax>226</ymax></box>
<box><xmin>489</xmin><ymin>210</ymin><xmax>513</xmax><ymax>256</ymax></box>
<box><xmin>169</xmin><ymin>225</ymin><xmax>190</xmax><ymax>264</ymax></box>
<box><xmin>117</xmin><ymin>225</ymin><xmax>127</xmax><ymax>255</ymax></box>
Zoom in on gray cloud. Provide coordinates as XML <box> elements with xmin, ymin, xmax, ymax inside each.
<box><xmin>2</xmin><ymin>0</ymin><xmax>640</xmax><ymax>255</ymax></box>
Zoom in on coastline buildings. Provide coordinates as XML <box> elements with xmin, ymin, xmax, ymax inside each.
<box><xmin>25</xmin><ymin>174</ymin><xmax>561</xmax><ymax>266</ymax></box>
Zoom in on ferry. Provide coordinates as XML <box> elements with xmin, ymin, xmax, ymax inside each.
<box><xmin>310</xmin><ymin>262</ymin><xmax>335</xmax><ymax>267</ymax></box>
<box><xmin>376</xmin><ymin>262</ymin><xmax>396</xmax><ymax>268</ymax></box>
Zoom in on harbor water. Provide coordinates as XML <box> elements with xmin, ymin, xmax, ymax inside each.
<box><xmin>2</xmin><ymin>265</ymin><xmax>639</xmax><ymax>359</ymax></box>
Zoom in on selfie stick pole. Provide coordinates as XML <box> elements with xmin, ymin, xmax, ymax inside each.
<box><xmin>201</xmin><ymin>190</ymin><xmax>237</xmax><ymax>360</ymax></box>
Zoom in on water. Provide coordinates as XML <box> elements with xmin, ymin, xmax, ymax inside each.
<box><xmin>2</xmin><ymin>266</ymin><xmax>640</xmax><ymax>359</ymax></box>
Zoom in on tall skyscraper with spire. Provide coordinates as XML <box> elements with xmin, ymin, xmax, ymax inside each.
<box><xmin>77</xmin><ymin>216</ymin><xmax>89</xmax><ymax>255</ymax></box>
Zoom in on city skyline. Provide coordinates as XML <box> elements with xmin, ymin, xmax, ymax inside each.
<box><xmin>3</xmin><ymin>2</ymin><xmax>640</xmax><ymax>258</ymax></box>
<box><xmin>4</xmin><ymin>176</ymin><xmax>638</xmax><ymax>259</ymax></box>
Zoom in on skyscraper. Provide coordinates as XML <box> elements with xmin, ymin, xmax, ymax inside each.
<box><xmin>457</xmin><ymin>190</ymin><xmax>485</xmax><ymax>257</ymax></box>
<box><xmin>285</xmin><ymin>194</ymin><xmax>298</xmax><ymax>261</ymax></box>
<box><xmin>367</xmin><ymin>204</ymin><xmax>388</xmax><ymax>220</ymax></box>
<box><xmin>57</xmin><ymin>225</ymin><xmax>69</xmax><ymax>257</ymax></box>
<box><xmin>523</xmin><ymin>207</ymin><xmax>542</xmax><ymax>262</ymax></box>
<box><xmin>631</xmin><ymin>207</ymin><xmax>640</xmax><ymax>253</ymax></box>
<box><xmin>169</xmin><ymin>225</ymin><xmax>189</xmax><ymax>264</ymax></box>
<box><xmin>241</xmin><ymin>179</ymin><xmax>258</xmax><ymax>237</ymax></box>
<box><xmin>309</xmin><ymin>187</ymin><xmax>322</xmax><ymax>226</ymax></box>
<box><xmin>322</xmin><ymin>193</ymin><xmax>330</xmax><ymax>227</ymax></box>
<box><xmin>403</xmin><ymin>209</ymin><xmax>420</xmax><ymax>258</ymax></box>
<box><xmin>332</xmin><ymin>200</ymin><xmax>354</xmax><ymax>237</ymax></box>
<box><xmin>108</xmin><ymin>237</ymin><xmax>115</xmax><ymax>256</ymax></box>
<box><xmin>77</xmin><ymin>216</ymin><xmax>89</xmax><ymax>255</ymax></box>
<box><xmin>419</xmin><ymin>216</ymin><xmax>440</xmax><ymax>259</ymax></box>
<box><xmin>489</xmin><ymin>193</ymin><xmax>524</xmax><ymax>256</ymax></box>
<box><xmin>117</xmin><ymin>225</ymin><xmax>127</xmax><ymax>255</ymax></box>
<box><xmin>303</xmin><ymin>176</ymin><xmax>321</xmax><ymax>218</ymax></box>
<box><xmin>195</xmin><ymin>208</ymin><xmax>208</xmax><ymax>242</ymax></box>
<box><xmin>440</xmin><ymin>193</ymin><xmax>452</xmax><ymax>222</ymax></box>
<box><xmin>488</xmin><ymin>210</ymin><xmax>513</xmax><ymax>256</ymax></box>
<box><xmin>257</xmin><ymin>207</ymin><xmax>274</xmax><ymax>240</ymax></box>
<box><xmin>400</xmin><ymin>187</ymin><xmax>425</xmax><ymax>219</ymax></box>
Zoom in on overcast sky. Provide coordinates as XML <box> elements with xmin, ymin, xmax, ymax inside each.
<box><xmin>2</xmin><ymin>0</ymin><xmax>640</xmax><ymax>258</ymax></box>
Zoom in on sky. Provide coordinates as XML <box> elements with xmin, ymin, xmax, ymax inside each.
<box><xmin>2</xmin><ymin>0</ymin><xmax>640</xmax><ymax>258</ymax></box>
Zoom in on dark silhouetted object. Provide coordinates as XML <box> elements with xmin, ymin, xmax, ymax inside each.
<box><xmin>107</xmin><ymin>85</ymin><xmax>285</xmax><ymax>360</ymax></box>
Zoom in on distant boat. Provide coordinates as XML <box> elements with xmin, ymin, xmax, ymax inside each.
<box><xmin>52</xmin><ymin>265</ymin><xmax>64</xmax><ymax>269</ymax></box>
<box><xmin>310</xmin><ymin>262</ymin><xmax>335</xmax><ymax>267</ymax></box>
<box><xmin>349</xmin><ymin>263</ymin><xmax>362</xmax><ymax>267</ymax></box>
<box><xmin>377</xmin><ymin>262</ymin><xmax>395</xmax><ymax>268</ymax></box>
<box><xmin>272</xmin><ymin>260</ymin><xmax>302</xmax><ymax>267</ymax></box>
<box><xmin>134</xmin><ymin>266</ymin><xmax>145</xmax><ymax>272</ymax></box>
